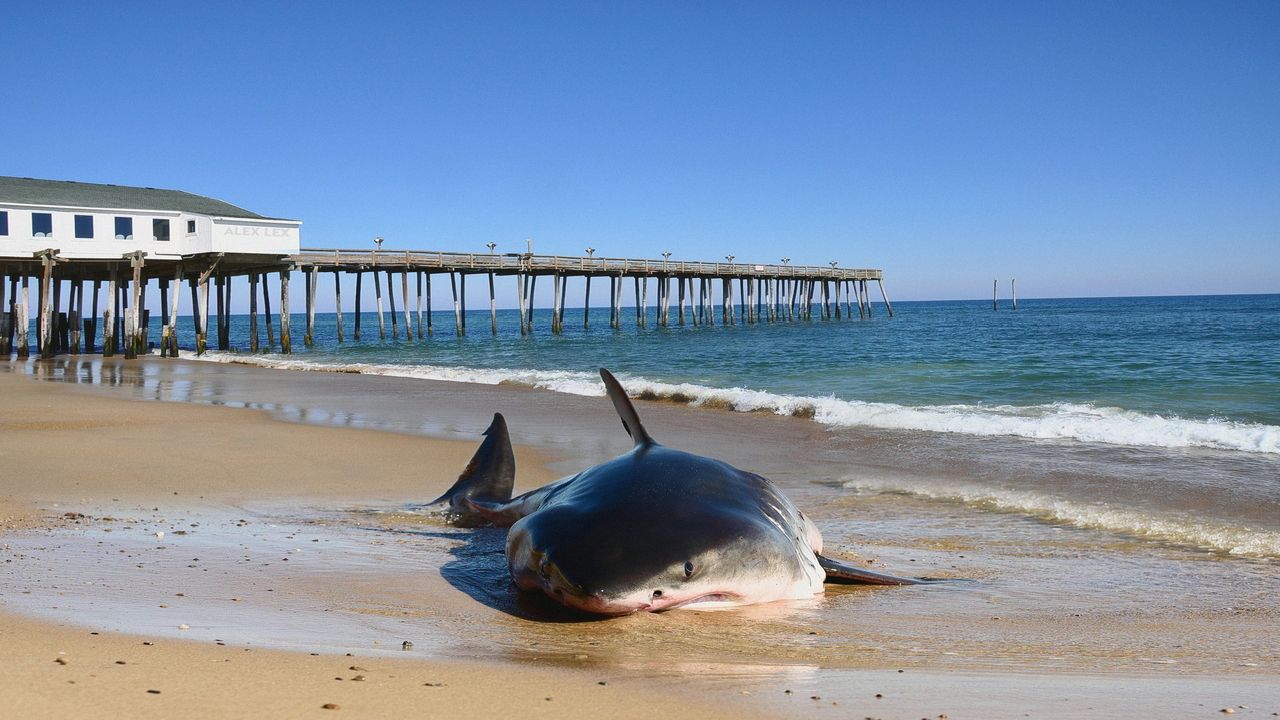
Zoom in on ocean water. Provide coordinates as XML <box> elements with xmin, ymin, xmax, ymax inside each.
<box><xmin>201</xmin><ymin>293</ymin><xmax>1280</xmax><ymax>452</ymax></box>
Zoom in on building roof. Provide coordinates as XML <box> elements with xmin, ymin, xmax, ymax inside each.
<box><xmin>0</xmin><ymin>176</ymin><xmax>289</xmax><ymax>220</ymax></box>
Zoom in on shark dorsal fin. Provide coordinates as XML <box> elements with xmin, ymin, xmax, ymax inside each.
<box><xmin>600</xmin><ymin>368</ymin><xmax>655</xmax><ymax>448</ymax></box>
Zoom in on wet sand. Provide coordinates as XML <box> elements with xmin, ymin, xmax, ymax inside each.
<box><xmin>2</xmin><ymin>360</ymin><xmax>1278</xmax><ymax>718</ymax></box>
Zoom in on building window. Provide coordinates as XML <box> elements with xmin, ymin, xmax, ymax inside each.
<box><xmin>32</xmin><ymin>213</ymin><xmax>52</xmax><ymax>237</ymax></box>
<box><xmin>0</xmin><ymin>211</ymin><xmax>8</xmax><ymax>236</ymax></box>
<box><xmin>75</xmin><ymin>215</ymin><xmax>94</xmax><ymax>239</ymax></box>
<box><xmin>115</xmin><ymin>217</ymin><xmax>134</xmax><ymax>240</ymax></box>
<box><xmin>187</xmin><ymin>219</ymin><xmax>196</xmax><ymax>234</ymax></box>
<box><xmin>153</xmin><ymin>219</ymin><xmax>171</xmax><ymax>242</ymax></box>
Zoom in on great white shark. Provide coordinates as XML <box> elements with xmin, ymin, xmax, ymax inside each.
<box><xmin>428</xmin><ymin>368</ymin><xmax>934</xmax><ymax>615</ymax></box>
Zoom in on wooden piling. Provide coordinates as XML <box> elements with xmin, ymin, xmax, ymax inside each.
<box><xmin>159</xmin><ymin>277</ymin><xmax>170</xmax><ymax>357</ymax></box>
<box><xmin>526</xmin><ymin>274</ymin><xmax>536</xmax><ymax>331</ymax></box>
<box><xmin>877</xmin><ymin>279</ymin><xmax>895</xmax><ymax>318</ymax></box>
<box><xmin>167</xmin><ymin>267</ymin><xmax>182</xmax><ymax>356</ymax></box>
<box><xmin>279</xmin><ymin>270</ymin><xmax>291</xmax><ymax>354</ymax></box>
<box><xmin>450</xmin><ymin>272</ymin><xmax>462</xmax><ymax>336</ymax></box>
<box><xmin>643</xmin><ymin>276</ymin><xmax>652</xmax><ymax>327</ymax></box>
<box><xmin>402</xmin><ymin>271</ymin><xmax>412</xmax><ymax>339</ymax></box>
<box><xmin>993</xmin><ymin>279</ymin><xmax>998</xmax><ymax>312</ymax></box>
<box><xmin>551</xmin><ymin>272</ymin><xmax>562</xmax><ymax>334</ymax></box>
<box><xmin>303</xmin><ymin>269</ymin><xmax>315</xmax><ymax>347</ymax></box>
<box><xmin>583</xmin><ymin>274</ymin><xmax>591</xmax><ymax>330</ymax></box>
<box><xmin>17</xmin><ymin>275</ymin><xmax>30</xmax><ymax>359</ymax></box>
<box><xmin>425</xmin><ymin>273</ymin><xmax>433</xmax><ymax>336</ymax></box>
<box><xmin>374</xmin><ymin>269</ymin><xmax>386</xmax><ymax>340</ymax></box>
<box><xmin>416</xmin><ymin>271</ymin><xmax>424</xmax><ymax>339</ymax></box>
<box><xmin>38</xmin><ymin>254</ymin><xmax>53</xmax><ymax>358</ymax></box>
<box><xmin>386</xmin><ymin>270</ymin><xmax>399</xmax><ymax>339</ymax></box>
<box><xmin>332</xmin><ymin>270</ymin><xmax>343</xmax><ymax>342</ymax></box>
<box><xmin>1011</xmin><ymin>278</ymin><xmax>1017</xmax><ymax>310</ymax></box>
<box><xmin>249</xmin><ymin>272</ymin><xmax>260</xmax><ymax>352</ymax></box>
<box><xmin>354</xmin><ymin>271</ymin><xmax>363</xmax><ymax>341</ymax></box>
<box><xmin>257</xmin><ymin>274</ymin><xmax>271</xmax><ymax>347</ymax></box>
<box><xmin>517</xmin><ymin>274</ymin><xmax>528</xmax><ymax>336</ymax></box>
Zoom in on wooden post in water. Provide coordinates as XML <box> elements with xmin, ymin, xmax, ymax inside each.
<box><xmin>168</xmin><ymin>266</ymin><xmax>182</xmax><ymax>356</ymax></box>
<box><xmin>551</xmin><ymin>272</ymin><xmax>562</xmax><ymax>334</ymax></box>
<box><xmin>213</xmin><ymin>276</ymin><xmax>223</xmax><ymax>351</ymax></box>
<box><xmin>105</xmin><ymin>269</ymin><xmax>117</xmax><ymax>356</ymax></box>
<box><xmin>354</xmin><ymin>272</ymin><xmax>363</xmax><ymax>340</ymax></box>
<box><xmin>877</xmin><ymin>279</ymin><xmax>895</xmax><ymax>318</ymax></box>
<box><xmin>69</xmin><ymin>280</ymin><xmax>81</xmax><ymax>353</ymax></box>
<box><xmin>517</xmin><ymin>274</ymin><xmax>528</xmax><ymax>335</ymax></box>
<box><xmin>558</xmin><ymin>274</ymin><xmax>568</xmax><ymax>331</ymax></box>
<box><xmin>993</xmin><ymin>279</ymin><xmax>998</xmax><ymax>312</ymax></box>
<box><xmin>641</xmin><ymin>277</ymin><xmax>650</xmax><ymax>327</ymax></box>
<box><xmin>583</xmin><ymin>274</ymin><xmax>591</xmax><ymax>330</ymax></box>
<box><xmin>262</xmin><ymin>273</ymin><xmax>274</xmax><ymax>347</ymax></box>
<box><xmin>249</xmin><ymin>273</ymin><xmax>260</xmax><ymax>352</ymax></box>
<box><xmin>1011</xmin><ymin>278</ymin><xmax>1017</xmax><ymax>310</ymax></box>
<box><xmin>677</xmin><ymin>277</ymin><xmax>685</xmax><ymax>325</ymax></box>
<box><xmin>159</xmin><ymin>276</ymin><xmax>170</xmax><ymax>357</ymax></box>
<box><xmin>331</xmin><ymin>270</ymin><xmax>342</xmax><ymax>343</ymax></box>
<box><xmin>450</xmin><ymin>273</ymin><xmax>462</xmax><ymax>336</ymax></box>
<box><xmin>87</xmin><ymin>280</ymin><xmax>99</xmax><ymax>354</ymax></box>
<box><xmin>459</xmin><ymin>273</ymin><xmax>467</xmax><ymax>335</ymax></box>
<box><xmin>416</xmin><ymin>271</ymin><xmax>425</xmax><ymax>339</ymax></box>
<box><xmin>386</xmin><ymin>270</ymin><xmax>399</xmax><ymax>339</ymax></box>
<box><xmin>279</xmin><ymin>270</ymin><xmax>291</xmax><ymax>353</ymax></box>
<box><xmin>374</xmin><ymin>269</ymin><xmax>386</xmax><ymax>340</ymax></box>
<box><xmin>401</xmin><ymin>271</ymin><xmax>412</xmax><ymax>339</ymax></box>
<box><xmin>526</xmin><ymin>274</ymin><xmax>536</xmax><ymax>331</ymax></box>
<box><xmin>302</xmin><ymin>268</ymin><xmax>314</xmax><ymax>347</ymax></box>
<box><xmin>17</xmin><ymin>275</ymin><xmax>30</xmax><ymax>359</ymax></box>
<box><xmin>633</xmin><ymin>277</ymin><xmax>641</xmax><ymax>327</ymax></box>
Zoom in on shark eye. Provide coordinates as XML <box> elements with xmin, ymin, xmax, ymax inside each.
<box><xmin>684</xmin><ymin>561</ymin><xmax>696</xmax><ymax>578</ymax></box>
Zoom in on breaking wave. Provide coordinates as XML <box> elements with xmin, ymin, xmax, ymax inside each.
<box><xmin>183</xmin><ymin>352</ymin><xmax>1280</xmax><ymax>455</ymax></box>
<box><xmin>842</xmin><ymin>478</ymin><xmax>1280</xmax><ymax>558</ymax></box>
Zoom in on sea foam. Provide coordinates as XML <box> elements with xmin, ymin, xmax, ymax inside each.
<box><xmin>183</xmin><ymin>352</ymin><xmax>1280</xmax><ymax>455</ymax></box>
<box><xmin>842</xmin><ymin>478</ymin><xmax>1280</xmax><ymax>558</ymax></box>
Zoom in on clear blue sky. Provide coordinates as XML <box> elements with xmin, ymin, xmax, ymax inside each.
<box><xmin>3</xmin><ymin>2</ymin><xmax>1277</xmax><ymax>302</ymax></box>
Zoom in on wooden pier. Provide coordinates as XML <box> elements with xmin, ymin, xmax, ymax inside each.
<box><xmin>1</xmin><ymin>248</ymin><xmax>893</xmax><ymax>359</ymax></box>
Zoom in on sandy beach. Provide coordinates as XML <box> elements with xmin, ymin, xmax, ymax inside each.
<box><xmin>2</xmin><ymin>360</ymin><xmax>1278</xmax><ymax>719</ymax></box>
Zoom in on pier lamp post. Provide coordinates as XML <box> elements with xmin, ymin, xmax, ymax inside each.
<box><xmin>662</xmin><ymin>251</ymin><xmax>671</xmax><ymax>271</ymax></box>
<box><xmin>486</xmin><ymin>242</ymin><xmax>497</xmax><ymax>254</ymax></box>
<box><xmin>726</xmin><ymin>255</ymin><xmax>734</xmax><ymax>265</ymax></box>
<box><xmin>586</xmin><ymin>247</ymin><xmax>595</xmax><ymax>258</ymax></box>
<box><xmin>374</xmin><ymin>237</ymin><xmax>384</xmax><ymax>251</ymax></box>
<box><xmin>830</xmin><ymin>260</ymin><xmax>838</xmax><ymax>274</ymax></box>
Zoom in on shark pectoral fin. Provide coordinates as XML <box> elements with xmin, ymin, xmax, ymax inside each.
<box><xmin>817</xmin><ymin>553</ymin><xmax>927</xmax><ymax>586</ymax></box>
<box><xmin>426</xmin><ymin>413</ymin><xmax>517</xmax><ymax>525</ymax></box>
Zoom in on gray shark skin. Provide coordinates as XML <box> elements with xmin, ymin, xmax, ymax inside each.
<box><xmin>427</xmin><ymin>368</ymin><xmax>931</xmax><ymax>615</ymax></box>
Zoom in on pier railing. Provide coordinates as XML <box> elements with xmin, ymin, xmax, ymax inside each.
<box><xmin>291</xmin><ymin>248</ymin><xmax>882</xmax><ymax>280</ymax></box>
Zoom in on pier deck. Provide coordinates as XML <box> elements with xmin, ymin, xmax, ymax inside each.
<box><xmin>1</xmin><ymin>247</ymin><xmax>893</xmax><ymax>360</ymax></box>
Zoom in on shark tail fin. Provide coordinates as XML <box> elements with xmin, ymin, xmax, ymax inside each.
<box><xmin>600</xmin><ymin>368</ymin><xmax>656</xmax><ymax>448</ymax></box>
<box><xmin>427</xmin><ymin>413</ymin><xmax>516</xmax><ymax>524</ymax></box>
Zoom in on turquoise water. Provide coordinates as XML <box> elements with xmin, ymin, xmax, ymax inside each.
<box><xmin>192</xmin><ymin>293</ymin><xmax>1279</xmax><ymax>454</ymax></box>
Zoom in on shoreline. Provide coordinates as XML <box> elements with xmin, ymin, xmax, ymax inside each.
<box><xmin>2</xmin><ymin>360</ymin><xmax>1278</xmax><ymax>718</ymax></box>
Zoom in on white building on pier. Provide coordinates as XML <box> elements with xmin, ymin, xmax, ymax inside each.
<box><xmin>0</xmin><ymin>176</ymin><xmax>300</xmax><ymax>260</ymax></box>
